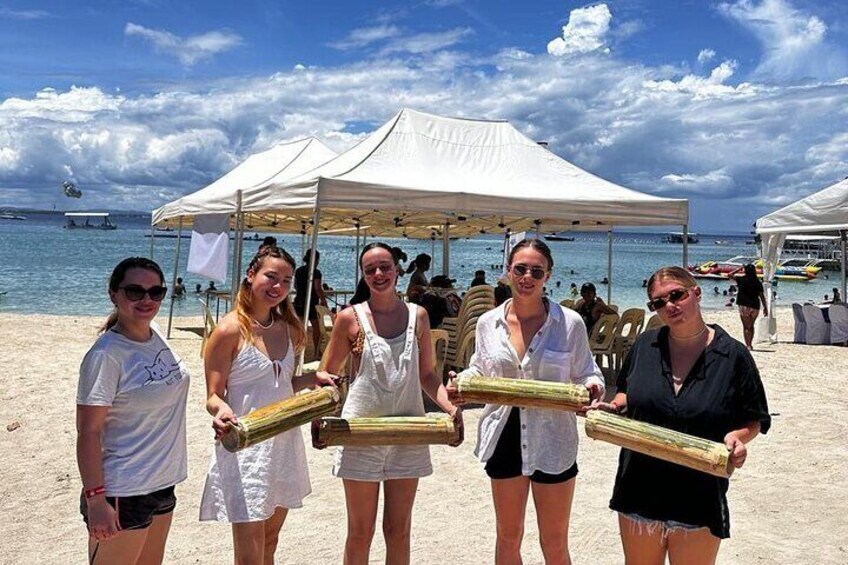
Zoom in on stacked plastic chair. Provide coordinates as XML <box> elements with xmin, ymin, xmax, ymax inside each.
<box><xmin>589</xmin><ymin>313</ymin><xmax>620</xmax><ymax>379</ymax></box>
<box><xmin>442</xmin><ymin>285</ymin><xmax>496</xmax><ymax>370</ymax></box>
<box><xmin>802</xmin><ymin>303</ymin><xmax>830</xmax><ymax>345</ymax></box>
<box><xmin>644</xmin><ymin>314</ymin><xmax>666</xmax><ymax>331</ymax></box>
<box><xmin>613</xmin><ymin>308</ymin><xmax>645</xmax><ymax>372</ymax></box>
<box><xmin>828</xmin><ymin>303</ymin><xmax>848</xmax><ymax>345</ymax></box>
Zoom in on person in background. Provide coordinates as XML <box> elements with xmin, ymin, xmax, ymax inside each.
<box><xmin>208</xmin><ymin>281</ymin><xmax>217</xmax><ymax>292</ymax></box>
<box><xmin>406</xmin><ymin>253</ymin><xmax>432</xmax><ymax>303</ymax></box>
<box><xmin>470</xmin><ymin>270</ymin><xmax>488</xmax><ymax>288</ymax></box>
<box><xmin>594</xmin><ymin>266</ymin><xmax>769</xmax><ymax>565</ymax></box>
<box><xmin>195</xmin><ymin>284</ymin><xmax>204</xmax><ymax>294</ymax></box>
<box><xmin>832</xmin><ymin>287</ymin><xmax>842</xmax><ymax>304</ymax></box>
<box><xmin>713</xmin><ymin>286</ymin><xmax>720</xmax><ymax>295</ymax></box>
<box><xmin>569</xmin><ymin>283</ymin><xmax>579</xmax><ymax>298</ymax></box>
<box><xmin>200</xmin><ymin>245</ymin><xmax>336</xmax><ymax>563</ymax></box>
<box><xmin>258</xmin><ymin>236</ymin><xmax>277</xmax><ymax>254</ymax></box>
<box><xmin>77</xmin><ymin>258</ymin><xmax>189</xmax><ymax>564</ymax></box>
<box><xmin>733</xmin><ymin>264</ymin><xmax>768</xmax><ymax>350</ymax></box>
<box><xmin>173</xmin><ymin>277</ymin><xmax>186</xmax><ymax>297</ymax></box>
<box><xmin>293</xmin><ymin>250</ymin><xmax>328</xmax><ymax>357</ymax></box>
<box><xmin>317</xmin><ymin>242</ymin><xmax>462</xmax><ymax>565</ymax></box>
<box><xmin>494</xmin><ymin>274</ymin><xmax>512</xmax><ymax>306</ymax></box>
<box><xmin>448</xmin><ymin>238</ymin><xmax>604</xmax><ymax>564</ymax></box>
<box><xmin>574</xmin><ymin>282</ymin><xmax>616</xmax><ymax>335</ymax></box>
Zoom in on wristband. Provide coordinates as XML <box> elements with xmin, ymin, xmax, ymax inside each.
<box><xmin>84</xmin><ymin>486</ymin><xmax>106</xmax><ymax>499</ymax></box>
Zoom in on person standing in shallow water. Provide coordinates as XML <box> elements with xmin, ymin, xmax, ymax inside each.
<box><xmin>733</xmin><ymin>264</ymin><xmax>767</xmax><ymax>350</ymax></box>
<box><xmin>317</xmin><ymin>242</ymin><xmax>463</xmax><ymax>565</ymax></box>
<box><xmin>76</xmin><ymin>257</ymin><xmax>189</xmax><ymax>565</ymax></box>
<box><xmin>593</xmin><ymin>266</ymin><xmax>770</xmax><ymax>565</ymax></box>
<box><xmin>449</xmin><ymin>238</ymin><xmax>604</xmax><ymax>565</ymax></box>
<box><xmin>200</xmin><ymin>245</ymin><xmax>337</xmax><ymax>564</ymax></box>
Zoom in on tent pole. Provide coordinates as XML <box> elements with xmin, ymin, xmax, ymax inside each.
<box><xmin>354</xmin><ymin>224</ymin><xmax>361</xmax><ymax>288</ymax></box>
<box><xmin>682</xmin><ymin>224</ymin><xmax>689</xmax><ymax>267</ymax></box>
<box><xmin>149</xmin><ymin>223</ymin><xmax>155</xmax><ymax>259</ymax></box>
<box><xmin>166</xmin><ymin>216</ymin><xmax>184</xmax><ymax>339</ymax></box>
<box><xmin>442</xmin><ymin>222</ymin><xmax>450</xmax><ymax>277</ymax></box>
<box><xmin>230</xmin><ymin>191</ymin><xmax>243</xmax><ymax>306</ymax></box>
<box><xmin>607</xmin><ymin>229</ymin><xmax>613</xmax><ymax>304</ymax></box>
<box><xmin>299</xmin><ymin>206</ymin><xmax>322</xmax><ymax>373</ymax></box>
<box><xmin>842</xmin><ymin>230</ymin><xmax>847</xmax><ymax>302</ymax></box>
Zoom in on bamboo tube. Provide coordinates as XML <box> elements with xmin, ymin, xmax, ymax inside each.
<box><xmin>222</xmin><ymin>386</ymin><xmax>341</xmax><ymax>453</ymax></box>
<box><xmin>313</xmin><ymin>416</ymin><xmax>460</xmax><ymax>448</ymax></box>
<box><xmin>584</xmin><ymin>411</ymin><xmax>733</xmax><ymax>478</ymax></box>
<box><xmin>453</xmin><ymin>373</ymin><xmax>589</xmax><ymax>412</ymax></box>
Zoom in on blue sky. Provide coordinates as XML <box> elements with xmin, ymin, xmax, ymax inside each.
<box><xmin>1</xmin><ymin>0</ymin><xmax>847</xmax><ymax>233</ymax></box>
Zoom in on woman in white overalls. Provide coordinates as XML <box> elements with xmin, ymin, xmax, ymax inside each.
<box><xmin>319</xmin><ymin>242</ymin><xmax>463</xmax><ymax>565</ymax></box>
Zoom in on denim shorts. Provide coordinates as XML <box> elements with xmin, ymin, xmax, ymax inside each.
<box><xmin>620</xmin><ymin>512</ymin><xmax>708</xmax><ymax>537</ymax></box>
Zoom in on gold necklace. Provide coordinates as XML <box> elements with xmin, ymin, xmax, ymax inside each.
<box><xmin>669</xmin><ymin>325</ymin><xmax>708</xmax><ymax>341</ymax></box>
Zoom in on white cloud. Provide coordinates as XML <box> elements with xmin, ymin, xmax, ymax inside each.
<box><xmin>718</xmin><ymin>0</ymin><xmax>848</xmax><ymax>81</ymax></box>
<box><xmin>380</xmin><ymin>27</ymin><xmax>472</xmax><ymax>55</ymax></box>
<box><xmin>548</xmin><ymin>4</ymin><xmax>612</xmax><ymax>57</ymax></box>
<box><xmin>1</xmin><ymin>30</ymin><xmax>848</xmax><ymax>231</ymax></box>
<box><xmin>0</xmin><ymin>7</ymin><xmax>49</xmax><ymax>19</ymax></box>
<box><xmin>124</xmin><ymin>23</ymin><xmax>242</xmax><ymax>66</ymax></box>
<box><xmin>698</xmin><ymin>48</ymin><xmax>716</xmax><ymax>64</ymax></box>
<box><xmin>329</xmin><ymin>25</ymin><xmax>401</xmax><ymax>50</ymax></box>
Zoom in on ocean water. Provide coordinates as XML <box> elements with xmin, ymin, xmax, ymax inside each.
<box><xmin>0</xmin><ymin>212</ymin><xmax>837</xmax><ymax>317</ymax></box>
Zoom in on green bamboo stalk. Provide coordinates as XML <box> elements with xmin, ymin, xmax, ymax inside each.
<box><xmin>454</xmin><ymin>374</ymin><xmax>589</xmax><ymax>411</ymax></box>
<box><xmin>584</xmin><ymin>411</ymin><xmax>733</xmax><ymax>478</ymax></box>
<box><xmin>222</xmin><ymin>386</ymin><xmax>341</xmax><ymax>452</ymax></box>
<box><xmin>313</xmin><ymin>416</ymin><xmax>459</xmax><ymax>448</ymax></box>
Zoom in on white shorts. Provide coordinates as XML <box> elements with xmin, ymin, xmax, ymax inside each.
<box><xmin>333</xmin><ymin>445</ymin><xmax>432</xmax><ymax>482</ymax></box>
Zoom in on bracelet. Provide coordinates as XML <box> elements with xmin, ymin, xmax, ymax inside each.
<box><xmin>84</xmin><ymin>486</ymin><xmax>106</xmax><ymax>499</ymax></box>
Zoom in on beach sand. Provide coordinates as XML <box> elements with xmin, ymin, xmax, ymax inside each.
<box><xmin>1</xmin><ymin>307</ymin><xmax>845</xmax><ymax>564</ymax></box>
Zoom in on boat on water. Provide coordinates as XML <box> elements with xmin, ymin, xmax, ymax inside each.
<box><xmin>663</xmin><ymin>232</ymin><xmax>699</xmax><ymax>244</ymax></box>
<box><xmin>0</xmin><ymin>211</ymin><xmax>26</xmax><ymax>220</ymax></box>
<box><xmin>64</xmin><ymin>212</ymin><xmax>117</xmax><ymax>230</ymax></box>
<box><xmin>688</xmin><ymin>255</ymin><xmax>820</xmax><ymax>281</ymax></box>
<box><xmin>543</xmin><ymin>234</ymin><xmax>575</xmax><ymax>242</ymax></box>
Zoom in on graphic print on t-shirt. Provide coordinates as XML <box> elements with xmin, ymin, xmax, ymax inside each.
<box><xmin>143</xmin><ymin>349</ymin><xmax>184</xmax><ymax>386</ymax></box>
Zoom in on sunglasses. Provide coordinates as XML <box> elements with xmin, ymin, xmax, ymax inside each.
<box><xmin>647</xmin><ymin>288</ymin><xmax>690</xmax><ymax>312</ymax></box>
<box><xmin>363</xmin><ymin>262</ymin><xmax>395</xmax><ymax>277</ymax></box>
<box><xmin>119</xmin><ymin>284</ymin><xmax>168</xmax><ymax>302</ymax></box>
<box><xmin>511</xmin><ymin>264</ymin><xmax>548</xmax><ymax>280</ymax></box>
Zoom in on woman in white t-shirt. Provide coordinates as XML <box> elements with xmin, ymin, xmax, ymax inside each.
<box><xmin>76</xmin><ymin>257</ymin><xmax>190</xmax><ymax>564</ymax></box>
<box><xmin>200</xmin><ymin>245</ymin><xmax>337</xmax><ymax>564</ymax></box>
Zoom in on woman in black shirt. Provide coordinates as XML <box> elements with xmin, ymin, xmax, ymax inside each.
<box><xmin>733</xmin><ymin>263</ymin><xmax>768</xmax><ymax>350</ymax></box>
<box><xmin>596</xmin><ymin>266</ymin><xmax>770</xmax><ymax>565</ymax></box>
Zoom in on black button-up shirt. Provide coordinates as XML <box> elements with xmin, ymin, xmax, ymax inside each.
<box><xmin>609</xmin><ymin>324</ymin><xmax>771</xmax><ymax>538</ymax></box>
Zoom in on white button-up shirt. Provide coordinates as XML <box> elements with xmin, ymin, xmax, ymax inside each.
<box><xmin>467</xmin><ymin>300</ymin><xmax>604</xmax><ymax>476</ymax></box>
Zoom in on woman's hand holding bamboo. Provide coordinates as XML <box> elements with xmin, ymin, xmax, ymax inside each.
<box><xmin>724</xmin><ymin>433</ymin><xmax>748</xmax><ymax>468</ymax></box>
<box><xmin>445</xmin><ymin>371</ymin><xmax>465</xmax><ymax>406</ymax></box>
<box><xmin>449</xmin><ymin>406</ymin><xmax>464</xmax><ymax>447</ymax></box>
<box><xmin>314</xmin><ymin>370</ymin><xmax>340</xmax><ymax>388</ymax></box>
<box><xmin>212</xmin><ymin>404</ymin><xmax>237</xmax><ymax>440</ymax></box>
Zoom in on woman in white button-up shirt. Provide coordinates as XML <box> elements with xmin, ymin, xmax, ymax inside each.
<box><xmin>450</xmin><ymin>238</ymin><xmax>604</xmax><ymax>565</ymax></box>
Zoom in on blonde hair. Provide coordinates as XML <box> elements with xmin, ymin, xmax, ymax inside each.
<box><xmin>646</xmin><ymin>266</ymin><xmax>698</xmax><ymax>296</ymax></box>
<box><xmin>234</xmin><ymin>246</ymin><xmax>306</xmax><ymax>353</ymax></box>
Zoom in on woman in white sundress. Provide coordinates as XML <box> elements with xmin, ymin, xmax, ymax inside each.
<box><xmin>200</xmin><ymin>245</ymin><xmax>337</xmax><ymax>565</ymax></box>
<box><xmin>317</xmin><ymin>242</ymin><xmax>463</xmax><ymax>565</ymax></box>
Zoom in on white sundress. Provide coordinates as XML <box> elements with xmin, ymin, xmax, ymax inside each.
<box><xmin>333</xmin><ymin>302</ymin><xmax>433</xmax><ymax>482</ymax></box>
<box><xmin>200</xmin><ymin>339</ymin><xmax>311</xmax><ymax>523</ymax></box>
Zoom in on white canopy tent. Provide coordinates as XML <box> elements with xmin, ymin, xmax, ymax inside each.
<box><xmin>756</xmin><ymin>177</ymin><xmax>848</xmax><ymax>342</ymax></box>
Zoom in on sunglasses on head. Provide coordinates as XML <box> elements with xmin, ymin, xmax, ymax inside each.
<box><xmin>363</xmin><ymin>262</ymin><xmax>395</xmax><ymax>277</ymax></box>
<box><xmin>511</xmin><ymin>264</ymin><xmax>548</xmax><ymax>280</ymax></box>
<box><xmin>647</xmin><ymin>288</ymin><xmax>690</xmax><ymax>312</ymax></box>
<box><xmin>119</xmin><ymin>284</ymin><xmax>168</xmax><ymax>302</ymax></box>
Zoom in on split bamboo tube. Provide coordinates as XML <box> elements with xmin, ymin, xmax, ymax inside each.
<box><xmin>313</xmin><ymin>416</ymin><xmax>460</xmax><ymax>448</ymax></box>
<box><xmin>453</xmin><ymin>373</ymin><xmax>589</xmax><ymax>411</ymax></box>
<box><xmin>584</xmin><ymin>411</ymin><xmax>733</xmax><ymax>478</ymax></box>
<box><xmin>222</xmin><ymin>386</ymin><xmax>341</xmax><ymax>453</ymax></box>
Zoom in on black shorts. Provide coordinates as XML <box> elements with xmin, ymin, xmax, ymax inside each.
<box><xmin>485</xmin><ymin>408</ymin><xmax>579</xmax><ymax>484</ymax></box>
<box><xmin>296</xmin><ymin>301</ymin><xmax>319</xmax><ymax>322</ymax></box>
<box><xmin>80</xmin><ymin>486</ymin><xmax>176</xmax><ymax>531</ymax></box>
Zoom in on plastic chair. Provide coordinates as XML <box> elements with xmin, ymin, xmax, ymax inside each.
<box><xmin>560</xmin><ymin>299</ymin><xmax>575</xmax><ymax>309</ymax></box>
<box><xmin>802</xmin><ymin>304</ymin><xmax>830</xmax><ymax>345</ymax></box>
<box><xmin>645</xmin><ymin>315</ymin><xmax>665</xmax><ymax>331</ymax></box>
<box><xmin>199</xmin><ymin>298</ymin><xmax>217</xmax><ymax>357</ymax></box>
<box><xmin>791</xmin><ymin>303</ymin><xmax>806</xmax><ymax>343</ymax></box>
<box><xmin>314</xmin><ymin>304</ymin><xmax>333</xmax><ymax>355</ymax></box>
<box><xmin>613</xmin><ymin>308</ymin><xmax>645</xmax><ymax>371</ymax></box>
<box><xmin>431</xmin><ymin>329</ymin><xmax>449</xmax><ymax>380</ymax></box>
<box><xmin>828</xmin><ymin>304</ymin><xmax>848</xmax><ymax>345</ymax></box>
<box><xmin>589</xmin><ymin>313</ymin><xmax>620</xmax><ymax>377</ymax></box>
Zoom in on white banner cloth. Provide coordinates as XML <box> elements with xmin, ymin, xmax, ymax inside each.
<box><xmin>187</xmin><ymin>214</ymin><xmax>230</xmax><ymax>282</ymax></box>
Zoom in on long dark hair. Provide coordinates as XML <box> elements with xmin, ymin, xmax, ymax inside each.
<box><xmin>101</xmin><ymin>257</ymin><xmax>165</xmax><ymax>333</ymax></box>
<box><xmin>405</xmin><ymin>252</ymin><xmax>431</xmax><ymax>275</ymax></box>
<box><xmin>235</xmin><ymin>246</ymin><xmax>306</xmax><ymax>351</ymax></box>
<box><xmin>508</xmin><ymin>238</ymin><xmax>554</xmax><ymax>270</ymax></box>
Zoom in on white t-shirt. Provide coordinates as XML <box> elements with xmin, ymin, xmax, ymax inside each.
<box><xmin>77</xmin><ymin>324</ymin><xmax>190</xmax><ymax>497</ymax></box>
